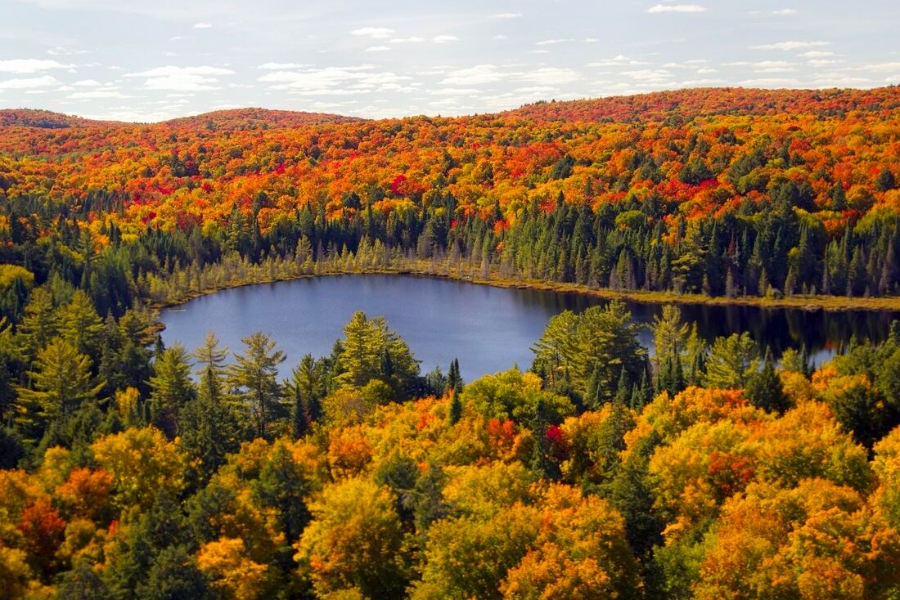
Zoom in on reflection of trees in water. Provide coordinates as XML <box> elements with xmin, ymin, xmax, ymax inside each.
<box><xmin>513</xmin><ymin>285</ymin><xmax>900</xmax><ymax>360</ymax></box>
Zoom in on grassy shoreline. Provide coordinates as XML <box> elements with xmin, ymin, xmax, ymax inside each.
<box><xmin>148</xmin><ymin>260</ymin><xmax>900</xmax><ymax>315</ymax></box>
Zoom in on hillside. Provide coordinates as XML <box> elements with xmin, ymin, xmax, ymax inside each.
<box><xmin>2</xmin><ymin>86</ymin><xmax>900</xmax><ymax>302</ymax></box>
<box><xmin>0</xmin><ymin>108</ymin><xmax>119</xmax><ymax>129</ymax></box>
<box><xmin>505</xmin><ymin>86</ymin><xmax>900</xmax><ymax>123</ymax></box>
<box><xmin>160</xmin><ymin>108</ymin><xmax>363</xmax><ymax>131</ymax></box>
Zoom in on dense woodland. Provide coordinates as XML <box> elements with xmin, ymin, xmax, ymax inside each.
<box><xmin>3</xmin><ymin>88</ymin><xmax>900</xmax><ymax>598</ymax></box>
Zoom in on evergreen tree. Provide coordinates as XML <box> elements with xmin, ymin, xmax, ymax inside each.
<box><xmin>746</xmin><ymin>353</ymin><xmax>790</xmax><ymax>414</ymax></box>
<box><xmin>227</xmin><ymin>332</ymin><xmax>286</xmax><ymax>440</ymax></box>
<box><xmin>16</xmin><ymin>337</ymin><xmax>104</xmax><ymax>436</ymax></box>
<box><xmin>447</xmin><ymin>357</ymin><xmax>463</xmax><ymax>392</ymax></box>
<box><xmin>449</xmin><ymin>387</ymin><xmax>463</xmax><ymax>425</ymax></box>
<box><xmin>148</xmin><ymin>344</ymin><xmax>195</xmax><ymax>439</ymax></box>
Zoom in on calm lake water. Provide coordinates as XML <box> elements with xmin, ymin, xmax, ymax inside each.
<box><xmin>160</xmin><ymin>274</ymin><xmax>900</xmax><ymax>382</ymax></box>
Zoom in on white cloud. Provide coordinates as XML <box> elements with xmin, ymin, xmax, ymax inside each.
<box><xmin>258</xmin><ymin>65</ymin><xmax>409</xmax><ymax>96</ymax></box>
<box><xmin>752</xmin><ymin>60</ymin><xmax>795</xmax><ymax>72</ymax></box>
<box><xmin>389</xmin><ymin>37</ymin><xmax>425</xmax><ymax>43</ymax></box>
<box><xmin>647</xmin><ymin>4</ymin><xmax>706</xmax><ymax>13</ymax></box>
<box><xmin>518</xmin><ymin>67</ymin><xmax>579</xmax><ymax>85</ymax></box>
<box><xmin>738</xmin><ymin>77</ymin><xmax>800</xmax><ymax>86</ymax></box>
<box><xmin>0</xmin><ymin>75</ymin><xmax>59</xmax><ymax>89</ymax></box>
<box><xmin>493</xmin><ymin>12</ymin><xmax>522</xmax><ymax>18</ymax></box>
<box><xmin>536</xmin><ymin>39</ymin><xmax>573</xmax><ymax>46</ymax></box>
<box><xmin>772</xmin><ymin>8</ymin><xmax>797</xmax><ymax>15</ymax></box>
<box><xmin>47</xmin><ymin>47</ymin><xmax>90</xmax><ymax>56</ymax></box>
<box><xmin>365</xmin><ymin>46</ymin><xmax>390</xmax><ymax>52</ymax></box>
<box><xmin>514</xmin><ymin>86</ymin><xmax>556</xmax><ymax>93</ymax></box>
<box><xmin>861</xmin><ymin>62</ymin><xmax>900</xmax><ymax>72</ymax></box>
<box><xmin>128</xmin><ymin>66</ymin><xmax>234</xmax><ymax>77</ymax></box>
<box><xmin>494</xmin><ymin>35</ymin><xmax>508</xmax><ymax>40</ymax></box>
<box><xmin>810</xmin><ymin>76</ymin><xmax>872</xmax><ymax>86</ymax></box>
<box><xmin>257</xmin><ymin>62</ymin><xmax>310</xmax><ymax>70</ymax></box>
<box><xmin>73</xmin><ymin>79</ymin><xmax>102</xmax><ymax>87</ymax></box>
<box><xmin>587</xmin><ymin>55</ymin><xmax>648</xmax><ymax>67</ymax></box>
<box><xmin>430</xmin><ymin>88</ymin><xmax>481</xmax><ymax>96</ymax></box>
<box><xmin>808</xmin><ymin>59</ymin><xmax>844</xmax><ymax>67</ymax></box>
<box><xmin>351</xmin><ymin>27</ymin><xmax>394</xmax><ymax>39</ymax></box>
<box><xmin>126</xmin><ymin>65</ymin><xmax>234</xmax><ymax>91</ymax></box>
<box><xmin>621</xmin><ymin>69</ymin><xmax>673</xmax><ymax>82</ymax></box>
<box><xmin>680</xmin><ymin>78</ymin><xmax>727</xmax><ymax>86</ymax></box>
<box><xmin>69</xmin><ymin>90</ymin><xmax>130</xmax><ymax>99</ymax></box>
<box><xmin>696</xmin><ymin>67</ymin><xmax>717</xmax><ymax>74</ymax></box>
<box><xmin>752</xmin><ymin>41</ymin><xmax>830</xmax><ymax>50</ymax></box>
<box><xmin>433</xmin><ymin>35</ymin><xmax>458</xmax><ymax>43</ymax></box>
<box><xmin>193</xmin><ymin>22</ymin><xmax>212</xmax><ymax>29</ymax></box>
<box><xmin>798</xmin><ymin>51</ymin><xmax>835</xmax><ymax>58</ymax></box>
<box><xmin>442</xmin><ymin>65</ymin><xmax>504</xmax><ymax>85</ymax></box>
<box><xmin>0</xmin><ymin>59</ymin><xmax>74</xmax><ymax>73</ymax></box>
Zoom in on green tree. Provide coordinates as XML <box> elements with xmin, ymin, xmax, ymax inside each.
<box><xmin>16</xmin><ymin>337</ymin><xmax>104</xmax><ymax>434</ymax></box>
<box><xmin>148</xmin><ymin>343</ymin><xmax>195</xmax><ymax>439</ymax></box>
<box><xmin>227</xmin><ymin>332</ymin><xmax>286</xmax><ymax>440</ymax></box>
<box><xmin>745</xmin><ymin>354</ymin><xmax>790</xmax><ymax>413</ymax></box>
<box><xmin>17</xmin><ymin>287</ymin><xmax>59</xmax><ymax>360</ymax></box>
<box><xmin>651</xmin><ymin>305</ymin><xmax>688</xmax><ymax>370</ymax></box>
<box><xmin>58</xmin><ymin>290</ymin><xmax>105</xmax><ymax>362</ymax></box>
<box><xmin>284</xmin><ymin>354</ymin><xmax>327</xmax><ymax>439</ymax></box>
<box><xmin>702</xmin><ymin>333</ymin><xmax>760</xmax><ymax>389</ymax></box>
<box><xmin>335</xmin><ymin>311</ymin><xmax>420</xmax><ymax>400</ymax></box>
<box><xmin>532</xmin><ymin>302</ymin><xmax>647</xmax><ymax>405</ymax></box>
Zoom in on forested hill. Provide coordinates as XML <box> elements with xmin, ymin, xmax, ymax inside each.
<box><xmin>0</xmin><ymin>107</ymin><xmax>361</xmax><ymax>130</ymax></box>
<box><xmin>506</xmin><ymin>86</ymin><xmax>900</xmax><ymax>122</ymax></box>
<box><xmin>2</xmin><ymin>86</ymin><xmax>900</xmax><ymax>305</ymax></box>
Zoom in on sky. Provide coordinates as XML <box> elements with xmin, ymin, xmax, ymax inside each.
<box><xmin>0</xmin><ymin>0</ymin><xmax>898</xmax><ymax>122</ymax></box>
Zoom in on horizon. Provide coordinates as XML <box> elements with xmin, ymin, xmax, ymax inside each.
<box><xmin>1</xmin><ymin>1</ymin><xmax>899</xmax><ymax>122</ymax></box>
<box><xmin>2</xmin><ymin>83</ymin><xmax>899</xmax><ymax>125</ymax></box>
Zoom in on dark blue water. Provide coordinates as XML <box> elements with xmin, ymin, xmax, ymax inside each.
<box><xmin>160</xmin><ymin>274</ymin><xmax>900</xmax><ymax>381</ymax></box>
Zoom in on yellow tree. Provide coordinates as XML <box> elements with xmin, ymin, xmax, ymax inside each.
<box><xmin>197</xmin><ymin>537</ymin><xmax>271</xmax><ymax>600</ymax></box>
<box><xmin>90</xmin><ymin>427</ymin><xmax>187</xmax><ymax>511</ymax></box>
<box><xmin>295</xmin><ymin>477</ymin><xmax>406</xmax><ymax>599</ymax></box>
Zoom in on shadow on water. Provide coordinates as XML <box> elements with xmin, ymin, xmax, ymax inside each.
<box><xmin>160</xmin><ymin>275</ymin><xmax>900</xmax><ymax>381</ymax></box>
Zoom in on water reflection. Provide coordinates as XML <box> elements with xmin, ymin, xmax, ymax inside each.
<box><xmin>160</xmin><ymin>275</ymin><xmax>900</xmax><ymax>380</ymax></box>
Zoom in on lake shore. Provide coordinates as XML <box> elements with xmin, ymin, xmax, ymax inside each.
<box><xmin>149</xmin><ymin>257</ymin><xmax>900</xmax><ymax>316</ymax></box>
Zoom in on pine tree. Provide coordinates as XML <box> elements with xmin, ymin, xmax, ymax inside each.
<box><xmin>447</xmin><ymin>358</ymin><xmax>463</xmax><ymax>392</ymax></box>
<box><xmin>449</xmin><ymin>388</ymin><xmax>462</xmax><ymax>425</ymax></box>
<box><xmin>148</xmin><ymin>343</ymin><xmax>195</xmax><ymax>439</ymax></box>
<box><xmin>16</xmin><ymin>337</ymin><xmax>104</xmax><ymax>435</ymax></box>
<box><xmin>746</xmin><ymin>353</ymin><xmax>790</xmax><ymax>414</ymax></box>
<box><xmin>227</xmin><ymin>332</ymin><xmax>287</xmax><ymax>440</ymax></box>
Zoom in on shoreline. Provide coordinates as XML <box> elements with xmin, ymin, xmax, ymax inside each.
<box><xmin>148</xmin><ymin>261</ymin><xmax>900</xmax><ymax>315</ymax></box>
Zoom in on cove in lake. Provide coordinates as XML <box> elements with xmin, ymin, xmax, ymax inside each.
<box><xmin>160</xmin><ymin>274</ymin><xmax>900</xmax><ymax>382</ymax></box>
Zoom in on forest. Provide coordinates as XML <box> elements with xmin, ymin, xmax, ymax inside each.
<box><xmin>2</xmin><ymin>87</ymin><xmax>900</xmax><ymax>598</ymax></box>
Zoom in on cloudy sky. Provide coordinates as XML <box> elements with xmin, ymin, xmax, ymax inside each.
<box><xmin>1</xmin><ymin>0</ymin><xmax>898</xmax><ymax>122</ymax></box>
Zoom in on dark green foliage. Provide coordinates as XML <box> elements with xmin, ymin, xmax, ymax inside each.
<box><xmin>252</xmin><ymin>440</ymin><xmax>313</xmax><ymax>544</ymax></box>
<box><xmin>449</xmin><ymin>388</ymin><xmax>462</xmax><ymax>425</ymax></box>
<box><xmin>57</xmin><ymin>559</ymin><xmax>111</xmax><ymax>600</ymax></box>
<box><xmin>746</xmin><ymin>355</ymin><xmax>790</xmax><ymax>414</ymax></box>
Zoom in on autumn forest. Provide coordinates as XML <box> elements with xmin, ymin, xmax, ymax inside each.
<box><xmin>3</xmin><ymin>86</ymin><xmax>900</xmax><ymax>598</ymax></box>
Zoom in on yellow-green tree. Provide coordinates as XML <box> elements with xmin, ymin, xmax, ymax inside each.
<box><xmin>16</xmin><ymin>337</ymin><xmax>104</xmax><ymax>432</ymax></box>
<box><xmin>295</xmin><ymin>477</ymin><xmax>406</xmax><ymax>599</ymax></box>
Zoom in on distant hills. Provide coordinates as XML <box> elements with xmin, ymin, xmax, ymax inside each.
<box><xmin>0</xmin><ymin>107</ymin><xmax>361</xmax><ymax>131</ymax></box>
<box><xmin>3</xmin><ymin>86</ymin><xmax>899</xmax><ymax>131</ymax></box>
<box><xmin>2</xmin><ymin>85</ymin><xmax>900</xmax><ymax>301</ymax></box>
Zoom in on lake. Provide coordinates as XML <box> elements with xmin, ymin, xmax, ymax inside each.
<box><xmin>160</xmin><ymin>274</ymin><xmax>900</xmax><ymax>382</ymax></box>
